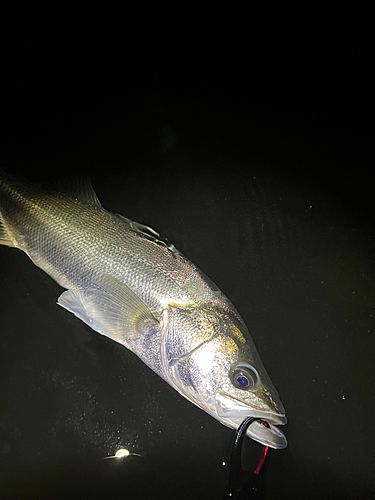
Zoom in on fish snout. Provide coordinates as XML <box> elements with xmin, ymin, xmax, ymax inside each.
<box><xmin>216</xmin><ymin>392</ymin><xmax>287</xmax><ymax>449</ymax></box>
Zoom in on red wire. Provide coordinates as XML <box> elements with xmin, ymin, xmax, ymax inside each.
<box><xmin>253</xmin><ymin>445</ymin><xmax>269</xmax><ymax>475</ymax></box>
<box><xmin>253</xmin><ymin>421</ymin><xmax>270</xmax><ymax>475</ymax></box>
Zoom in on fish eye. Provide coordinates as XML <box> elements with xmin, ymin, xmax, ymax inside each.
<box><xmin>230</xmin><ymin>364</ymin><xmax>258</xmax><ymax>390</ymax></box>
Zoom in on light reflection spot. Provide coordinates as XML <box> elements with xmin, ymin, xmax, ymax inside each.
<box><xmin>115</xmin><ymin>448</ymin><xmax>130</xmax><ymax>458</ymax></box>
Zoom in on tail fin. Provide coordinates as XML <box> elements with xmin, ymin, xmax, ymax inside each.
<box><xmin>0</xmin><ymin>213</ymin><xmax>16</xmax><ymax>247</ymax></box>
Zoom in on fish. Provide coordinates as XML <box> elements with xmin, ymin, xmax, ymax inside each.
<box><xmin>0</xmin><ymin>171</ymin><xmax>287</xmax><ymax>449</ymax></box>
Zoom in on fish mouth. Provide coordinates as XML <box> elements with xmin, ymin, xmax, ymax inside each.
<box><xmin>216</xmin><ymin>392</ymin><xmax>287</xmax><ymax>449</ymax></box>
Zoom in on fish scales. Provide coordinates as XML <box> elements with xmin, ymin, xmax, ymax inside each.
<box><xmin>0</xmin><ymin>176</ymin><xmax>212</xmax><ymax>311</ymax></box>
<box><xmin>0</xmin><ymin>171</ymin><xmax>287</xmax><ymax>449</ymax></box>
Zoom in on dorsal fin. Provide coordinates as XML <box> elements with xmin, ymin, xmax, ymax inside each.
<box><xmin>40</xmin><ymin>172</ymin><xmax>102</xmax><ymax>207</ymax></box>
<box><xmin>117</xmin><ymin>214</ymin><xmax>179</xmax><ymax>256</ymax></box>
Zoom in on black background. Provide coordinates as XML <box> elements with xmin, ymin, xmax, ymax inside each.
<box><xmin>0</xmin><ymin>3</ymin><xmax>374</xmax><ymax>499</ymax></box>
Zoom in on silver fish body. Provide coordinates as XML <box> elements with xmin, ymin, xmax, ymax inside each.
<box><xmin>0</xmin><ymin>172</ymin><xmax>287</xmax><ymax>448</ymax></box>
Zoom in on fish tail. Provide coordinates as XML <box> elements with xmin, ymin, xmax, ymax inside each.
<box><xmin>0</xmin><ymin>211</ymin><xmax>17</xmax><ymax>247</ymax></box>
<box><xmin>0</xmin><ymin>170</ymin><xmax>23</xmax><ymax>248</ymax></box>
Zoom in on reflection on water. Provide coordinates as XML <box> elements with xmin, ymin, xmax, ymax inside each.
<box><xmin>104</xmin><ymin>447</ymin><xmax>142</xmax><ymax>459</ymax></box>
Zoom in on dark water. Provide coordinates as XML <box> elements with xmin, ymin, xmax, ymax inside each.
<box><xmin>0</xmin><ymin>4</ymin><xmax>374</xmax><ymax>499</ymax></box>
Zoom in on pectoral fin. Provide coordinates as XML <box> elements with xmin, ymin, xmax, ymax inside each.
<box><xmin>58</xmin><ymin>276</ymin><xmax>159</xmax><ymax>345</ymax></box>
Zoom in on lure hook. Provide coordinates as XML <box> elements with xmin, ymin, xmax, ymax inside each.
<box><xmin>223</xmin><ymin>417</ymin><xmax>270</xmax><ymax>499</ymax></box>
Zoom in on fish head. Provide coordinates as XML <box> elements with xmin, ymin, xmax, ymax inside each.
<box><xmin>162</xmin><ymin>304</ymin><xmax>287</xmax><ymax>449</ymax></box>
